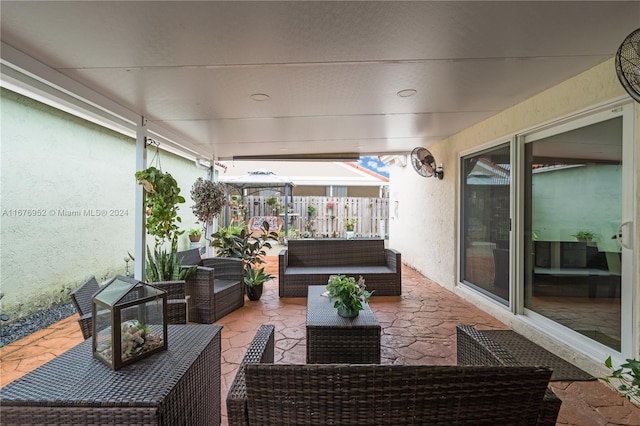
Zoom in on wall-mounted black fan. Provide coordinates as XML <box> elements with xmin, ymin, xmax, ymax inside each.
<box><xmin>615</xmin><ymin>28</ymin><xmax>640</xmax><ymax>103</ymax></box>
<box><xmin>410</xmin><ymin>147</ymin><xmax>444</xmax><ymax>180</ymax></box>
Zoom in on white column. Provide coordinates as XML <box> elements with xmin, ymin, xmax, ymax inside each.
<box><xmin>134</xmin><ymin>117</ymin><xmax>147</xmax><ymax>280</ymax></box>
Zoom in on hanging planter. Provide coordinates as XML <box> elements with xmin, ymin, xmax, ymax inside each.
<box><xmin>190</xmin><ymin>178</ymin><xmax>226</xmax><ymax>225</ymax></box>
<box><xmin>135</xmin><ymin>166</ymin><xmax>185</xmax><ymax>247</ymax></box>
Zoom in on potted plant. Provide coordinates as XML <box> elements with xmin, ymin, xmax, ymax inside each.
<box><xmin>307</xmin><ymin>205</ymin><xmax>317</xmax><ymax>218</ymax></box>
<box><xmin>343</xmin><ymin>218</ymin><xmax>357</xmax><ymax>239</ymax></box>
<box><xmin>244</xmin><ymin>266</ymin><xmax>275</xmax><ymax>301</ymax></box>
<box><xmin>211</xmin><ymin>221</ymin><xmax>279</xmax><ymax>301</ymax></box>
<box><xmin>135</xmin><ymin>166</ymin><xmax>185</xmax><ymax>249</ymax></box>
<box><xmin>190</xmin><ymin>178</ymin><xmax>225</xmax><ymax>225</ymax></box>
<box><xmin>266</xmin><ymin>196</ymin><xmax>279</xmax><ymax>214</ymax></box>
<box><xmin>188</xmin><ymin>228</ymin><xmax>202</xmax><ymax>242</ymax></box>
<box><xmin>326</xmin><ymin>274</ymin><xmax>371</xmax><ymax>318</ymax></box>
<box><xmin>572</xmin><ymin>230</ymin><xmax>596</xmax><ymax>243</ymax></box>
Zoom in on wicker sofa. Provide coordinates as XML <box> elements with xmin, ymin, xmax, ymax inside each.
<box><xmin>278</xmin><ymin>239</ymin><xmax>401</xmax><ymax>297</ymax></box>
<box><xmin>227</xmin><ymin>325</ymin><xmax>561</xmax><ymax>426</ymax></box>
<box><xmin>177</xmin><ymin>248</ymin><xmax>244</xmax><ymax>323</ymax></box>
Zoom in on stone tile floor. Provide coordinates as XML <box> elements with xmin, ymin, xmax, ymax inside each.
<box><xmin>1</xmin><ymin>256</ymin><xmax>639</xmax><ymax>425</ymax></box>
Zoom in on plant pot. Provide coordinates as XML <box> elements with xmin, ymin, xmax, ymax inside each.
<box><xmin>337</xmin><ymin>307</ymin><xmax>358</xmax><ymax>318</ymax></box>
<box><xmin>345</xmin><ymin>230</ymin><xmax>355</xmax><ymax>239</ymax></box>
<box><xmin>189</xmin><ymin>235</ymin><xmax>201</xmax><ymax>242</ymax></box>
<box><xmin>246</xmin><ymin>283</ymin><xmax>264</xmax><ymax>301</ymax></box>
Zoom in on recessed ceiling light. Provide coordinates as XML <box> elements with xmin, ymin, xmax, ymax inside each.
<box><xmin>250</xmin><ymin>93</ymin><xmax>270</xmax><ymax>101</ymax></box>
<box><xmin>397</xmin><ymin>89</ymin><xmax>417</xmax><ymax>98</ymax></box>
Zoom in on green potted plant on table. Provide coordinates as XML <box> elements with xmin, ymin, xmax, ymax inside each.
<box><xmin>244</xmin><ymin>266</ymin><xmax>275</xmax><ymax>301</ymax></box>
<box><xmin>326</xmin><ymin>274</ymin><xmax>371</xmax><ymax>318</ymax></box>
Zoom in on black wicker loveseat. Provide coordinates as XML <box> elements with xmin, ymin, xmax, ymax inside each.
<box><xmin>278</xmin><ymin>239</ymin><xmax>401</xmax><ymax>297</ymax></box>
<box><xmin>226</xmin><ymin>325</ymin><xmax>561</xmax><ymax>426</ymax></box>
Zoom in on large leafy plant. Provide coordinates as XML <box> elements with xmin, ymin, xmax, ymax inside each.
<box><xmin>211</xmin><ymin>221</ymin><xmax>278</xmax><ymax>274</ymax></box>
<box><xmin>190</xmin><ymin>178</ymin><xmax>225</xmax><ymax>225</ymax></box>
<box><xmin>135</xmin><ymin>166</ymin><xmax>185</xmax><ymax>248</ymax></box>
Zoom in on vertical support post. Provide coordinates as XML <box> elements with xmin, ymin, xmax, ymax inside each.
<box><xmin>134</xmin><ymin>117</ymin><xmax>147</xmax><ymax>280</ymax></box>
<box><xmin>284</xmin><ymin>184</ymin><xmax>290</xmax><ymax>236</ymax></box>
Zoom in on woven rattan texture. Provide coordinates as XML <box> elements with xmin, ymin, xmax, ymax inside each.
<box><xmin>70</xmin><ymin>276</ymin><xmax>100</xmax><ymax>339</ymax></box>
<box><xmin>183</xmin><ymin>258</ymin><xmax>244</xmax><ymax>324</ymax></box>
<box><xmin>227</xmin><ymin>324</ymin><xmax>275</xmax><ymax>426</ymax></box>
<box><xmin>456</xmin><ymin>325</ymin><xmax>562</xmax><ymax>426</ymax></box>
<box><xmin>279</xmin><ymin>239</ymin><xmax>401</xmax><ymax>297</ymax></box>
<box><xmin>1</xmin><ymin>325</ymin><xmax>222</xmax><ymax>426</ymax></box>
<box><xmin>306</xmin><ymin>285</ymin><xmax>380</xmax><ymax>364</ymax></box>
<box><xmin>244</xmin><ymin>363</ymin><xmax>552</xmax><ymax>425</ymax></box>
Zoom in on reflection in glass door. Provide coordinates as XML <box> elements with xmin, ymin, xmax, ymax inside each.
<box><xmin>461</xmin><ymin>144</ymin><xmax>511</xmax><ymax>305</ymax></box>
<box><xmin>524</xmin><ymin>117</ymin><xmax>623</xmax><ymax>351</ymax></box>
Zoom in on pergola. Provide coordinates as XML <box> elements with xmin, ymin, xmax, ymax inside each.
<box><xmin>220</xmin><ymin>170</ymin><xmax>295</xmax><ymax>235</ymax></box>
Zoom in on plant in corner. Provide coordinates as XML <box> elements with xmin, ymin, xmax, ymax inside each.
<box><xmin>244</xmin><ymin>266</ymin><xmax>275</xmax><ymax>301</ymax></box>
<box><xmin>326</xmin><ymin>274</ymin><xmax>371</xmax><ymax>318</ymax></box>
<box><xmin>601</xmin><ymin>356</ymin><xmax>640</xmax><ymax>404</ymax></box>
<box><xmin>211</xmin><ymin>221</ymin><xmax>279</xmax><ymax>300</ymax></box>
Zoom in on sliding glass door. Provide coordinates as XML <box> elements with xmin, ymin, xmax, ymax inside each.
<box><xmin>460</xmin><ymin>144</ymin><xmax>511</xmax><ymax>305</ymax></box>
<box><xmin>522</xmin><ymin>107</ymin><xmax>634</xmax><ymax>354</ymax></box>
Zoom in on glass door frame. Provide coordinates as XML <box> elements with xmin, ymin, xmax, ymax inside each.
<box><xmin>516</xmin><ymin>101</ymin><xmax>636</xmax><ymax>362</ymax></box>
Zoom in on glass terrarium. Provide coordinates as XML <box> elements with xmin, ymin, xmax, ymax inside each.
<box><xmin>92</xmin><ymin>275</ymin><xmax>167</xmax><ymax>370</ymax></box>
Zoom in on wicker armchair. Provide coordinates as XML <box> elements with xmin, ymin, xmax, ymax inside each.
<box><xmin>456</xmin><ymin>325</ymin><xmax>562</xmax><ymax>426</ymax></box>
<box><xmin>178</xmin><ymin>249</ymin><xmax>245</xmax><ymax>323</ymax></box>
<box><xmin>70</xmin><ymin>275</ymin><xmax>100</xmax><ymax>339</ymax></box>
<box><xmin>227</xmin><ymin>325</ymin><xmax>559</xmax><ymax>426</ymax></box>
<box><xmin>149</xmin><ymin>280</ymin><xmax>189</xmax><ymax>324</ymax></box>
<box><xmin>70</xmin><ymin>276</ymin><xmax>188</xmax><ymax>339</ymax></box>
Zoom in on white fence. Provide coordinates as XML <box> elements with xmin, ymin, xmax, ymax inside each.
<box><xmin>225</xmin><ymin>196</ymin><xmax>389</xmax><ymax>238</ymax></box>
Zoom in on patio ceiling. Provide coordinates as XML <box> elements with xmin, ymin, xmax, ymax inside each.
<box><xmin>1</xmin><ymin>1</ymin><xmax>639</xmax><ymax>162</ymax></box>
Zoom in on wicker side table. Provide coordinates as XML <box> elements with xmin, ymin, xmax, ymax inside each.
<box><xmin>306</xmin><ymin>285</ymin><xmax>380</xmax><ymax>364</ymax></box>
<box><xmin>0</xmin><ymin>325</ymin><xmax>222</xmax><ymax>426</ymax></box>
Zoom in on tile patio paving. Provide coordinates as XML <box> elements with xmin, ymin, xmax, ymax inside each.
<box><xmin>1</xmin><ymin>256</ymin><xmax>639</xmax><ymax>425</ymax></box>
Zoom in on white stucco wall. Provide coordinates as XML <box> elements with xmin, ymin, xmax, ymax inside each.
<box><xmin>388</xmin><ymin>59</ymin><xmax>640</xmax><ymax>372</ymax></box>
<box><xmin>0</xmin><ymin>89</ymin><xmax>206</xmax><ymax>319</ymax></box>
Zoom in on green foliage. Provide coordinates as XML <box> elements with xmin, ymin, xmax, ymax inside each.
<box><xmin>145</xmin><ymin>246</ymin><xmax>197</xmax><ymax>282</ymax></box>
<box><xmin>343</xmin><ymin>218</ymin><xmax>357</xmax><ymax>231</ymax></box>
<box><xmin>190</xmin><ymin>178</ymin><xmax>225</xmax><ymax>224</ymax></box>
<box><xmin>244</xmin><ymin>266</ymin><xmax>275</xmax><ymax>287</ymax></box>
<box><xmin>307</xmin><ymin>205</ymin><xmax>317</xmax><ymax>214</ymax></box>
<box><xmin>135</xmin><ymin>166</ymin><xmax>185</xmax><ymax>248</ymax></box>
<box><xmin>601</xmin><ymin>356</ymin><xmax>640</xmax><ymax>403</ymax></box>
<box><xmin>189</xmin><ymin>228</ymin><xmax>203</xmax><ymax>237</ymax></box>
<box><xmin>326</xmin><ymin>274</ymin><xmax>371</xmax><ymax>316</ymax></box>
<box><xmin>572</xmin><ymin>230</ymin><xmax>596</xmax><ymax>240</ymax></box>
<box><xmin>211</xmin><ymin>221</ymin><xmax>278</xmax><ymax>277</ymax></box>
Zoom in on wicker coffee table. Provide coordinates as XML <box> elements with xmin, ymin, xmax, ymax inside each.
<box><xmin>1</xmin><ymin>324</ymin><xmax>222</xmax><ymax>426</ymax></box>
<box><xmin>306</xmin><ymin>285</ymin><xmax>381</xmax><ymax>364</ymax></box>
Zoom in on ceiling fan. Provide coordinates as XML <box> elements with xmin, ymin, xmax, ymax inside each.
<box><xmin>410</xmin><ymin>147</ymin><xmax>444</xmax><ymax>180</ymax></box>
<box><xmin>615</xmin><ymin>28</ymin><xmax>640</xmax><ymax>103</ymax></box>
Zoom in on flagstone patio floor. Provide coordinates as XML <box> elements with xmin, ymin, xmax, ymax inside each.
<box><xmin>1</xmin><ymin>256</ymin><xmax>639</xmax><ymax>425</ymax></box>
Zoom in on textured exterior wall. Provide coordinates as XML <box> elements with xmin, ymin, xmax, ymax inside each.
<box><xmin>0</xmin><ymin>89</ymin><xmax>205</xmax><ymax>319</ymax></box>
<box><xmin>388</xmin><ymin>59</ymin><xmax>639</xmax><ymax>366</ymax></box>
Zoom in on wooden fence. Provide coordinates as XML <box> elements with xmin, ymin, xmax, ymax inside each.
<box><xmin>224</xmin><ymin>195</ymin><xmax>389</xmax><ymax>238</ymax></box>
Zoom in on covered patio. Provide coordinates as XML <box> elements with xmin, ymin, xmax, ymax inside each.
<box><xmin>1</xmin><ymin>253</ymin><xmax>638</xmax><ymax>425</ymax></box>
